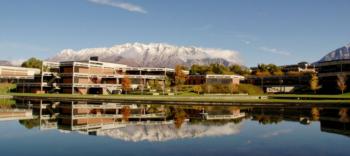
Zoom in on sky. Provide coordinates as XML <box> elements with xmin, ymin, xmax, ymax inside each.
<box><xmin>1</xmin><ymin>0</ymin><xmax>350</xmax><ymax>67</ymax></box>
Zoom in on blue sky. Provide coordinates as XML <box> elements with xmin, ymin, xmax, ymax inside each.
<box><xmin>1</xmin><ymin>0</ymin><xmax>350</xmax><ymax>66</ymax></box>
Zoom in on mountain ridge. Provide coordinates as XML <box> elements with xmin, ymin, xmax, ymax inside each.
<box><xmin>318</xmin><ymin>43</ymin><xmax>350</xmax><ymax>62</ymax></box>
<box><xmin>49</xmin><ymin>42</ymin><xmax>242</xmax><ymax>67</ymax></box>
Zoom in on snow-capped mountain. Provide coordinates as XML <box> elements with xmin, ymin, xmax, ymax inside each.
<box><xmin>49</xmin><ymin>43</ymin><xmax>242</xmax><ymax>67</ymax></box>
<box><xmin>0</xmin><ymin>60</ymin><xmax>12</xmax><ymax>66</ymax></box>
<box><xmin>97</xmin><ymin>122</ymin><xmax>242</xmax><ymax>142</ymax></box>
<box><xmin>318</xmin><ymin>43</ymin><xmax>350</xmax><ymax>62</ymax></box>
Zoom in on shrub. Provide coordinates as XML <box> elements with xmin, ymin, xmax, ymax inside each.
<box><xmin>238</xmin><ymin>84</ymin><xmax>264</xmax><ymax>95</ymax></box>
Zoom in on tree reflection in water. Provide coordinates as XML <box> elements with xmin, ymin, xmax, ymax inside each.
<box><xmin>339</xmin><ymin>108</ymin><xmax>349</xmax><ymax>123</ymax></box>
<box><xmin>174</xmin><ymin>108</ymin><xmax>187</xmax><ymax>129</ymax></box>
<box><xmin>121</xmin><ymin>106</ymin><xmax>131</xmax><ymax>122</ymax></box>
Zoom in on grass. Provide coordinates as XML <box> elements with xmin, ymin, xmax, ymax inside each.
<box><xmin>9</xmin><ymin>93</ymin><xmax>350</xmax><ymax>104</ymax></box>
<box><xmin>0</xmin><ymin>83</ymin><xmax>15</xmax><ymax>94</ymax></box>
<box><xmin>269</xmin><ymin>94</ymin><xmax>350</xmax><ymax>99</ymax></box>
<box><xmin>238</xmin><ymin>84</ymin><xmax>264</xmax><ymax>95</ymax></box>
<box><xmin>0</xmin><ymin>99</ymin><xmax>15</xmax><ymax>108</ymax></box>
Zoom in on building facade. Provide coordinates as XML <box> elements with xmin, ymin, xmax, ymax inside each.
<box><xmin>0</xmin><ymin>66</ymin><xmax>40</xmax><ymax>80</ymax></box>
<box><xmin>186</xmin><ymin>74</ymin><xmax>244</xmax><ymax>85</ymax></box>
<box><xmin>315</xmin><ymin>59</ymin><xmax>350</xmax><ymax>93</ymax></box>
<box><xmin>17</xmin><ymin>58</ymin><xmax>175</xmax><ymax>94</ymax></box>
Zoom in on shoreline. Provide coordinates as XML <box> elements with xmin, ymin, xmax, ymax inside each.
<box><xmin>8</xmin><ymin>93</ymin><xmax>350</xmax><ymax>106</ymax></box>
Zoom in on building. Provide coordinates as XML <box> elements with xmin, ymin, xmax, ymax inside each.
<box><xmin>315</xmin><ymin>59</ymin><xmax>350</xmax><ymax>93</ymax></box>
<box><xmin>17</xmin><ymin>57</ymin><xmax>175</xmax><ymax>94</ymax></box>
<box><xmin>186</xmin><ymin>74</ymin><xmax>244</xmax><ymax>85</ymax></box>
<box><xmin>15</xmin><ymin>57</ymin><xmax>248</xmax><ymax>95</ymax></box>
<box><xmin>0</xmin><ymin>109</ymin><xmax>33</xmax><ymax>121</ymax></box>
<box><xmin>245</xmin><ymin>73</ymin><xmax>314</xmax><ymax>93</ymax></box>
<box><xmin>250</xmin><ymin>62</ymin><xmax>315</xmax><ymax>74</ymax></box>
<box><xmin>280</xmin><ymin>62</ymin><xmax>316</xmax><ymax>73</ymax></box>
<box><xmin>0</xmin><ymin>66</ymin><xmax>40</xmax><ymax>80</ymax></box>
<box><xmin>14</xmin><ymin>98</ymin><xmax>246</xmax><ymax>137</ymax></box>
<box><xmin>247</xmin><ymin>63</ymin><xmax>315</xmax><ymax>93</ymax></box>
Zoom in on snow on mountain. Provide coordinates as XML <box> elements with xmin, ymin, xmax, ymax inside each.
<box><xmin>0</xmin><ymin>60</ymin><xmax>24</xmax><ymax>66</ymax></box>
<box><xmin>318</xmin><ymin>43</ymin><xmax>350</xmax><ymax>62</ymax></box>
<box><xmin>0</xmin><ymin>60</ymin><xmax>12</xmax><ymax>66</ymax></box>
<box><xmin>97</xmin><ymin>122</ymin><xmax>242</xmax><ymax>142</ymax></box>
<box><xmin>49</xmin><ymin>43</ymin><xmax>242</xmax><ymax>67</ymax></box>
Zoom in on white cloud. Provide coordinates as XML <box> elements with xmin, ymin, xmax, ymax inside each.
<box><xmin>261</xmin><ymin>129</ymin><xmax>293</xmax><ymax>138</ymax></box>
<box><xmin>88</xmin><ymin>0</ymin><xmax>147</xmax><ymax>14</ymax></box>
<box><xmin>242</xmin><ymin>40</ymin><xmax>251</xmax><ymax>45</ymax></box>
<box><xmin>259</xmin><ymin>46</ymin><xmax>291</xmax><ymax>56</ymax></box>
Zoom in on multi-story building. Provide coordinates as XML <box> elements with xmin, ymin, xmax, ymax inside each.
<box><xmin>250</xmin><ymin>62</ymin><xmax>316</xmax><ymax>74</ymax></box>
<box><xmin>17</xmin><ymin>57</ymin><xmax>175</xmax><ymax>94</ymax></box>
<box><xmin>247</xmin><ymin>62</ymin><xmax>316</xmax><ymax>93</ymax></box>
<box><xmin>186</xmin><ymin>74</ymin><xmax>244</xmax><ymax>85</ymax></box>
<box><xmin>0</xmin><ymin>66</ymin><xmax>40</xmax><ymax>80</ymax></box>
<box><xmin>315</xmin><ymin>59</ymin><xmax>350</xmax><ymax>93</ymax></box>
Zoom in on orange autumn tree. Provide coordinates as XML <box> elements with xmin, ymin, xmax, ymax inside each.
<box><xmin>174</xmin><ymin>65</ymin><xmax>187</xmax><ymax>93</ymax></box>
<box><xmin>174</xmin><ymin>108</ymin><xmax>187</xmax><ymax>129</ymax></box>
<box><xmin>121</xmin><ymin>106</ymin><xmax>131</xmax><ymax>122</ymax></box>
<box><xmin>122</xmin><ymin>75</ymin><xmax>131</xmax><ymax>94</ymax></box>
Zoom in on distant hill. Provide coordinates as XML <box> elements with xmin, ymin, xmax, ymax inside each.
<box><xmin>49</xmin><ymin>42</ymin><xmax>242</xmax><ymax>68</ymax></box>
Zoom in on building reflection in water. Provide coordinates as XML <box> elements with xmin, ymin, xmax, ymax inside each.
<box><xmin>8</xmin><ymin>99</ymin><xmax>246</xmax><ymax>142</ymax></box>
<box><xmin>1</xmin><ymin>99</ymin><xmax>350</xmax><ymax>141</ymax></box>
<box><xmin>249</xmin><ymin>106</ymin><xmax>350</xmax><ymax>137</ymax></box>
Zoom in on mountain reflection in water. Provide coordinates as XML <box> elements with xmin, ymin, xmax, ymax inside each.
<box><xmin>1</xmin><ymin>98</ymin><xmax>350</xmax><ymax>142</ymax></box>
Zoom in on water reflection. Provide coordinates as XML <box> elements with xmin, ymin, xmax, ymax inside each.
<box><xmin>1</xmin><ymin>99</ymin><xmax>350</xmax><ymax>141</ymax></box>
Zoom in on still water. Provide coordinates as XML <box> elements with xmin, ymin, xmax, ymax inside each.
<box><xmin>1</xmin><ymin>99</ymin><xmax>350</xmax><ymax>156</ymax></box>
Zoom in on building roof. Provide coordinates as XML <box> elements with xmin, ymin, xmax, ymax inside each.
<box><xmin>188</xmin><ymin>74</ymin><xmax>245</xmax><ymax>79</ymax></box>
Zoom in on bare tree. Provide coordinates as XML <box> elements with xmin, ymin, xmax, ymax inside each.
<box><xmin>337</xmin><ymin>73</ymin><xmax>347</xmax><ymax>94</ymax></box>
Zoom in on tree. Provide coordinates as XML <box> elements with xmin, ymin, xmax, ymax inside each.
<box><xmin>266</xmin><ymin>64</ymin><xmax>280</xmax><ymax>74</ymax></box>
<box><xmin>257</xmin><ymin>64</ymin><xmax>269</xmax><ymax>72</ymax></box>
<box><xmin>122</xmin><ymin>75</ymin><xmax>131</xmax><ymax>94</ymax></box>
<box><xmin>230</xmin><ymin>84</ymin><xmax>239</xmax><ymax>94</ymax></box>
<box><xmin>339</xmin><ymin>108</ymin><xmax>349</xmax><ymax>123</ymax></box>
<box><xmin>21</xmin><ymin>57</ymin><xmax>43</xmax><ymax>69</ymax></box>
<box><xmin>192</xmin><ymin>85</ymin><xmax>203</xmax><ymax>95</ymax></box>
<box><xmin>337</xmin><ymin>73</ymin><xmax>347</xmax><ymax>94</ymax></box>
<box><xmin>121</xmin><ymin>106</ymin><xmax>131</xmax><ymax>122</ymax></box>
<box><xmin>174</xmin><ymin>108</ymin><xmax>187</xmax><ymax>129</ymax></box>
<box><xmin>256</xmin><ymin>70</ymin><xmax>271</xmax><ymax>89</ymax></box>
<box><xmin>255</xmin><ymin>71</ymin><xmax>271</xmax><ymax>77</ymax></box>
<box><xmin>310</xmin><ymin>73</ymin><xmax>321</xmax><ymax>94</ymax></box>
<box><xmin>256</xmin><ymin>63</ymin><xmax>282</xmax><ymax>75</ymax></box>
<box><xmin>209</xmin><ymin>63</ymin><xmax>232</xmax><ymax>74</ymax></box>
<box><xmin>311</xmin><ymin>107</ymin><xmax>320</xmax><ymax>120</ymax></box>
<box><xmin>190</xmin><ymin>64</ymin><xmax>210</xmax><ymax>75</ymax></box>
<box><xmin>273</xmin><ymin>69</ymin><xmax>284</xmax><ymax>76</ymax></box>
<box><xmin>19</xmin><ymin>119</ymin><xmax>40</xmax><ymax>129</ymax></box>
<box><xmin>175</xmin><ymin>65</ymin><xmax>187</xmax><ymax>92</ymax></box>
<box><xmin>229</xmin><ymin>64</ymin><xmax>251</xmax><ymax>75</ymax></box>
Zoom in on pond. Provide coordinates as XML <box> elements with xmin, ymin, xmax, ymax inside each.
<box><xmin>0</xmin><ymin>98</ymin><xmax>350</xmax><ymax>156</ymax></box>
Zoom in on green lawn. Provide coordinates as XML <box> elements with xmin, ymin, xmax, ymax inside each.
<box><xmin>9</xmin><ymin>93</ymin><xmax>350</xmax><ymax>104</ymax></box>
<box><xmin>269</xmin><ymin>94</ymin><xmax>350</xmax><ymax>99</ymax></box>
<box><xmin>0</xmin><ymin>83</ymin><xmax>15</xmax><ymax>94</ymax></box>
